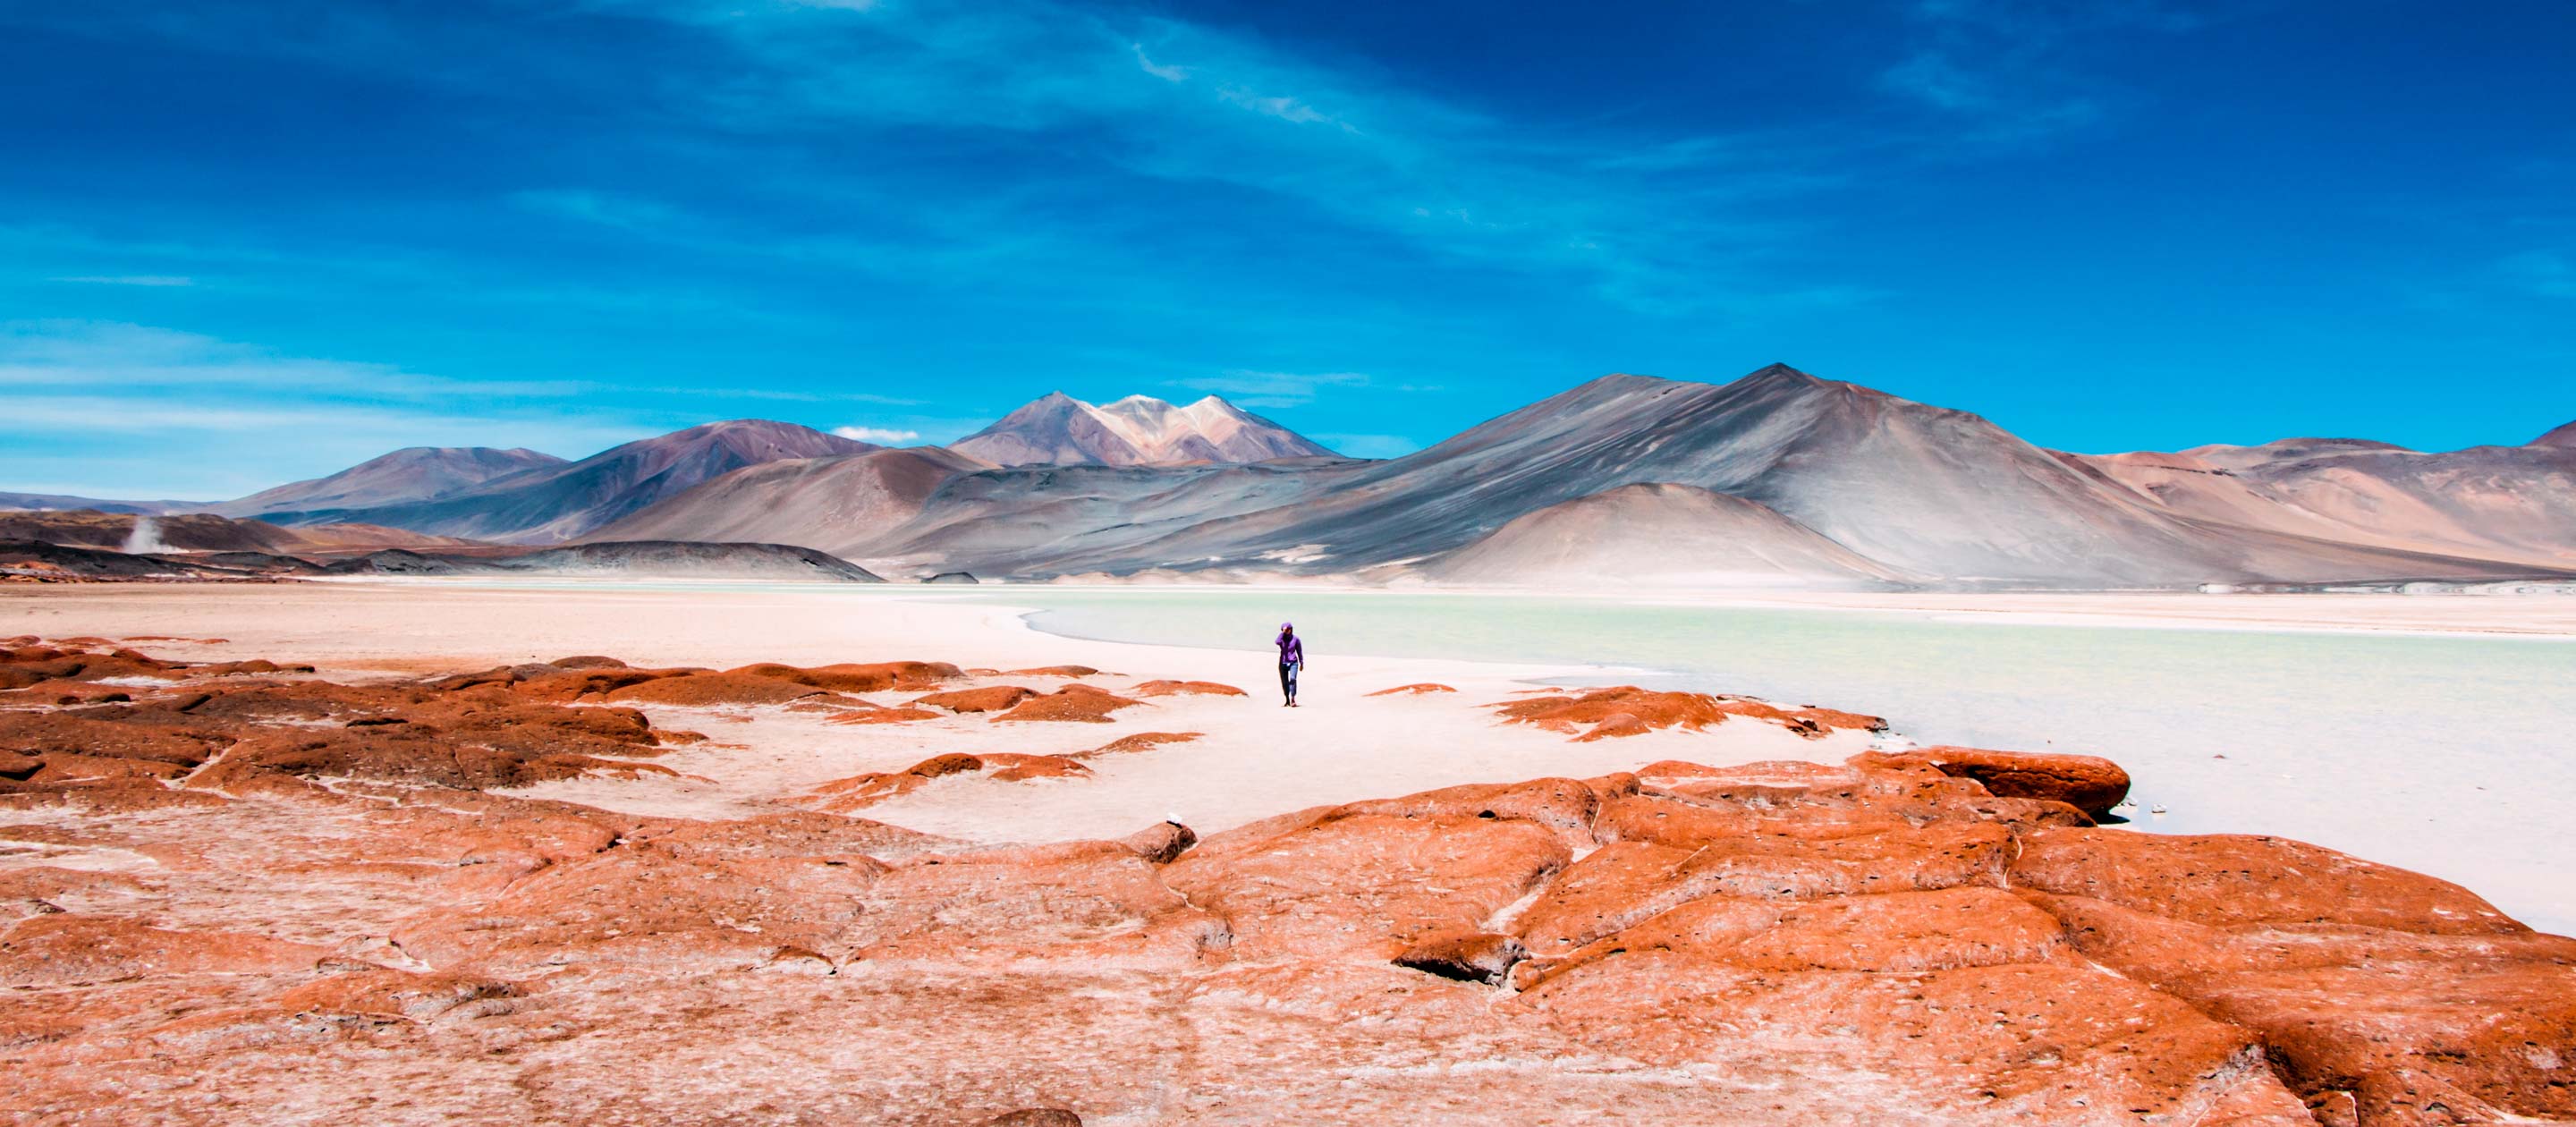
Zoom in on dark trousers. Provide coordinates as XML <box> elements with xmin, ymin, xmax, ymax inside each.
<box><xmin>1278</xmin><ymin>661</ymin><xmax>1299</xmax><ymax>699</ymax></box>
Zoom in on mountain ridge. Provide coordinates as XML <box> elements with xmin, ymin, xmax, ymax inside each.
<box><xmin>950</xmin><ymin>392</ymin><xmax>1335</xmax><ymax>466</ymax></box>
<box><xmin>264</xmin><ymin>419</ymin><xmax>876</xmax><ymax>544</ymax></box>
<box><xmin>216</xmin><ymin>445</ymin><xmax>566</xmax><ymax>518</ymax></box>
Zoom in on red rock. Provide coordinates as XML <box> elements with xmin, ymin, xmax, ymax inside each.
<box><xmin>805</xmin><ymin>752</ymin><xmax>1089</xmax><ymax>811</ymax></box>
<box><xmin>984</xmin><ymin>1108</ymin><xmax>1083</xmax><ymax>1125</ymax></box>
<box><xmin>2011</xmin><ymin>830</ymin><xmax>2576</xmax><ymax>1120</ymax></box>
<box><xmin>1129</xmin><ymin>680</ymin><xmax>1247</xmax><ymax>698</ymax></box>
<box><xmin>1081</xmin><ymin>731</ymin><xmax>1202</xmax><ymax>756</ymax></box>
<box><xmin>603</xmin><ymin>671</ymin><xmax>832</xmax><ymax>706</ymax></box>
<box><xmin>272</xmin><ymin>966</ymin><xmax>522</xmax><ymax>1021</ymax></box>
<box><xmin>913</xmin><ymin>685</ymin><xmax>1039</xmax><ymax>713</ymax></box>
<box><xmin>2012</xmin><ymin>828</ymin><xmax>2523</xmax><ymax>935</ymax></box>
<box><xmin>1497</xmin><ymin>688</ymin><xmax>1887</xmax><ymax>741</ymax></box>
<box><xmin>990</xmin><ymin>686</ymin><xmax>1143</xmax><ymax>724</ymax></box>
<box><xmin>1165</xmin><ymin>805</ymin><xmax>1572</xmax><ymax>960</ymax></box>
<box><xmin>1120</xmin><ymin>821</ymin><xmax>1198</xmax><ymax>864</ymax></box>
<box><xmin>548</xmin><ymin>655</ymin><xmax>627</xmax><ymax>669</ymax></box>
<box><xmin>1393</xmin><ymin>929</ymin><xmax>1529</xmax><ymax>984</ymax></box>
<box><xmin>1852</xmin><ymin>745</ymin><xmax>2131</xmax><ymax>816</ymax></box>
<box><xmin>1368</xmin><ymin>682</ymin><xmax>1458</xmax><ymax>696</ymax></box>
<box><xmin>826</xmin><ymin>704</ymin><xmax>944</xmax><ymax>724</ymax></box>
<box><xmin>0</xmin><ymin>915</ymin><xmax>332</xmax><ymax>987</ymax></box>
<box><xmin>984</xmin><ymin>754</ymin><xmax>1091</xmax><ymax>782</ymax></box>
<box><xmin>780</xmin><ymin>660</ymin><xmax>965</xmax><ymax>692</ymax></box>
<box><xmin>1004</xmin><ymin>665</ymin><xmax>1099</xmax><ymax>678</ymax></box>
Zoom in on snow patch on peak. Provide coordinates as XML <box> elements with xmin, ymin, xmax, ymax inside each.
<box><xmin>952</xmin><ymin>391</ymin><xmax>1335</xmax><ymax>466</ymax></box>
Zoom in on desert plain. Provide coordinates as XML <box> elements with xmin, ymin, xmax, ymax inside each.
<box><xmin>0</xmin><ymin>580</ymin><xmax>2570</xmax><ymax>1125</ymax></box>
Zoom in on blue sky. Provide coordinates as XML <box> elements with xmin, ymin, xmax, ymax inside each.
<box><xmin>4</xmin><ymin>0</ymin><xmax>2571</xmax><ymax>498</ymax></box>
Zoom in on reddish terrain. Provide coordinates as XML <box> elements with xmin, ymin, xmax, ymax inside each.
<box><xmin>1</xmin><ymin>640</ymin><xmax>2568</xmax><ymax>1124</ymax></box>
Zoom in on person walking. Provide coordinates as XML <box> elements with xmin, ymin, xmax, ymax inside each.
<box><xmin>1275</xmin><ymin>622</ymin><xmax>1304</xmax><ymax>708</ymax></box>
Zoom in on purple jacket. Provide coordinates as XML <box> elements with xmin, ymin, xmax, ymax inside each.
<box><xmin>1275</xmin><ymin>633</ymin><xmax>1303</xmax><ymax>666</ymax></box>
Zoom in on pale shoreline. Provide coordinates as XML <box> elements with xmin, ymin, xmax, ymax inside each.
<box><xmin>1001</xmin><ymin>580</ymin><xmax>2576</xmax><ymax>640</ymax></box>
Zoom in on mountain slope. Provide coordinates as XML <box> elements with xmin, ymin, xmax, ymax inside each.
<box><xmin>216</xmin><ymin>446</ymin><xmax>564</xmax><ymax>517</ymax></box>
<box><xmin>0</xmin><ymin>509</ymin><xmax>478</xmax><ymax>555</ymax></box>
<box><xmin>0</xmin><ymin>492</ymin><xmax>200</xmax><ymax>515</ymax></box>
<box><xmin>271</xmin><ymin>421</ymin><xmax>876</xmax><ymax>543</ymax></box>
<box><xmin>2080</xmin><ymin>435</ymin><xmax>2576</xmax><ymax>568</ymax></box>
<box><xmin>870</xmin><ymin>365</ymin><xmax>2567</xmax><ymax>587</ymax></box>
<box><xmin>1422</xmin><ymin>483</ymin><xmax>1911</xmax><ymax>589</ymax></box>
<box><xmin>586</xmin><ymin>446</ymin><xmax>988</xmax><ymax>558</ymax></box>
<box><xmin>951</xmin><ymin>393</ymin><xmax>1335</xmax><ymax>466</ymax></box>
<box><xmin>324</xmin><ymin>541</ymin><xmax>884</xmax><ymax>581</ymax></box>
<box><xmin>2530</xmin><ymin>419</ymin><xmax>2576</xmax><ymax>449</ymax></box>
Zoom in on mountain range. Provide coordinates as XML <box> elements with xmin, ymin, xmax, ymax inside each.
<box><xmin>12</xmin><ymin>372</ymin><xmax>2573</xmax><ymax>589</ymax></box>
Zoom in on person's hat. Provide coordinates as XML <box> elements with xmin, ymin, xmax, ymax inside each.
<box><xmin>1279</xmin><ymin>622</ymin><xmax>1293</xmax><ymax>630</ymax></box>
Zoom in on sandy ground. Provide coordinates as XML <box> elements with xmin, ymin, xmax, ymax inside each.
<box><xmin>0</xmin><ymin>582</ymin><xmax>1875</xmax><ymax>844</ymax></box>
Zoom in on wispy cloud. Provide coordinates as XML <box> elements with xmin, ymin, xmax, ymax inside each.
<box><xmin>508</xmin><ymin>189</ymin><xmax>682</xmax><ymax>231</ymax></box>
<box><xmin>1309</xmin><ymin>432</ymin><xmax>1421</xmax><ymax>460</ymax></box>
<box><xmin>1877</xmin><ymin>0</ymin><xmax>2205</xmax><ymax>140</ymax></box>
<box><xmin>0</xmin><ymin>321</ymin><xmax>671</xmax><ymax>496</ymax></box>
<box><xmin>2503</xmin><ymin>250</ymin><xmax>2576</xmax><ymax>300</ymax></box>
<box><xmin>479</xmin><ymin>0</ymin><xmax>1863</xmax><ymax>315</ymax></box>
<box><xmin>51</xmin><ymin>275</ymin><xmax>195</xmax><ymax>287</ymax></box>
<box><xmin>833</xmin><ymin>424</ymin><xmax>921</xmax><ymax>443</ymax></box>
<box><xmin>1169</xmin><ymin>370</ymin><xmax>1382</xmax><ymax>410</ymax></box>
<box><xmin>0</xmin><ymin>320</ymin><xmax>580</xmax><ymax>398</ymax></box>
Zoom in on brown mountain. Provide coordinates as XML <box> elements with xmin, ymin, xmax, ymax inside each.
<box><xmin>216</xmin><ymin>446</ymin><xmax>564</xmax><ymax>518</ymax></box>
<box><xmin>2071</xmin><ymin>429</ymin><xmax>2576</xmax><ymax>572</ymax></box>
<box><xmin>584</xmin><ymin>446</ymin><xmax>990</xmax><ymax>559</ymax></box>
<box><xmin>0</xmin><ymin>509</ymin><xmax>476</xmax><ymax>555</ymax></box>
<box><xmin>1421</xmin><ymin>483</ymin><xmax>1912</xmax><ymax>589</ymax></box>
<box><xmin>272</xmin><ymin>420</ymin><xmax>877</xmax><ymax>544</ymax></box>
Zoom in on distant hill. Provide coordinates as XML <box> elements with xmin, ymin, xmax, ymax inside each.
<box><xmin>1423</xmin><ymin>483</ymin><xmax>1911</xmax><ymax>589</ymax></box>
<box><xmin>951</xmin><ymin>393</ymin><xmax>1334</xmax><ymax>466</ymax></box>
<box><xmin>0</xmin><ymin>508</ymin><xmax>475</xmax><ymax>555</ymax></box>
<box><xmin>0</xmin><ymin>492</ymin><xmax>200</xmax><ymax>515</ymax></box>
<box><xmin>265</xmin><ymin>420</ymin><xmax>876</xmax><ymax>543</ymax></box>
<box><xmin>323</xmin><ymin>541</ymin><xmax>884</xmax><ymax>582</ymax></box>
<box><xmin>2071</xmin><ymin>428</ymin><xmax>2576</xmax><ymax>571</ymax></box>
<box><xmin>216</xmin><ymin>446</ymin><xmax>564</xmax><ymax>517</ymax></box>
<box><xmin>584</xmin><ymin>446</ymin><xmax>989</xmax><ymax>559</ymax></box>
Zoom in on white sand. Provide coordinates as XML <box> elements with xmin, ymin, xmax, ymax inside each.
<box><xmin>0</xmin><ymin>582</ymin><xmax>1870</xmax><ymax>844</ymax></box>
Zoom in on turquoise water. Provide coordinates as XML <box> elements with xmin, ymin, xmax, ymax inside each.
<box><xmin>980</xmin><ymin>589</ymin><xmax>2576</xmax><ymax>935</ymax></box>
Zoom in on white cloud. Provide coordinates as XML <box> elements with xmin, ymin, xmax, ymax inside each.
<box><xmin>1130</xmin><ymin>43</ymin><xmax>1186</xmax><ymax>82</ymax></box>
<box><xmin>834</xmin><ymin>425</ymin><xmax>921</xmax><ymax>443</ymax></box>
<box><xmin>0</xmin><ymin>320</ymin><xmax>669</xmax><ymax>497</ymax></box>
<box><xmin>51</xmin><ymin>275</ymin><xmax>195</xmax><ymax>287</ymax></box>
<box><xmin>1171</xmin><ymin>370</ymin><xmax>1374</xmax><ymax>409</ymax></box>
<box><xmin>1309</xmin><ymin>433</ymin><xmax>1420</xmax><ymax>460</ymax></box>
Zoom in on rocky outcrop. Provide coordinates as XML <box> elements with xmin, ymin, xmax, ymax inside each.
<box><xmin>1127</xmin><ymin>680</ymin><xmax>1246</xmax><ymax>698</ymax></box>
<box><xmin>988</xmin><ymin>685</ymin><xmax>1144</xmax><ymax>724</ymax></box>
<box><xmin>1</xmin><ymin>644</ymin><xmax>2566</xmax><ymax>1124</ymax></box>
<box><xmin>1368</xmin><ymin>682</ymin><xmax>1457</xmax><ymax>696</ymax></box>
<box><xmin>1492</xmin><ymin>685</ymin><xmax>1887</xmax><ymax>741</ymax></box>
<box><xmin>1855</xmin><ymin>745</ymin><xmax>2131</xmax><ymax>817</ymax></box>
